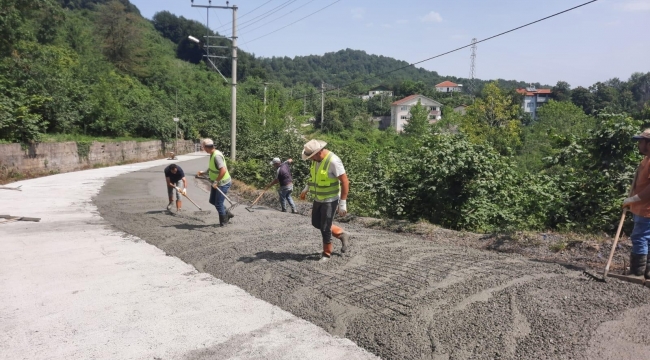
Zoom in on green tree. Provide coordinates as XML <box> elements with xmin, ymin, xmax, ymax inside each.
<box><xmin>571</xmin><ymin>86</ymin><xmax>595</xmax><ymax>115</ymax></box>
<box><xmin>551</xmin><ymin>81</ymin><xmax>571</xmax><ymax>102</ymax></box>
<box><xmin>96</xmin><ymin>0</ymin><xmax>144</xmax><ymax>74</ymax></box>
<box><xmin>460</xmin><ymin>82</ymin><xmax>522</xmax><ymax>155</ymax></box>
<box><xmin>402</xmin><ymin>100</ymin><xmax>429</xmax><ymax>136</ymax></box>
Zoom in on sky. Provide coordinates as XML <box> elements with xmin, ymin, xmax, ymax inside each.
<box><xmin>130</xmin><ymin>0</ymin><xmax>650</xmax><ymax>87</ymax></box>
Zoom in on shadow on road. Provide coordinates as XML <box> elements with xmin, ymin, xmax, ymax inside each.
<box><xmin>238</xmin><ymin>250</ymin><xmax>323</xmax><ymax>263</ymax></box>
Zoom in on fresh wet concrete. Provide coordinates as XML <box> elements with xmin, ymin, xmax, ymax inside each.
<box><xmin>93</xmin><ymin>156</ymin><xmax>650</xmax><ymax>360</ymax></box>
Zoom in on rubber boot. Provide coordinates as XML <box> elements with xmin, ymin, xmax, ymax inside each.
<box><xmin>319</xmin><ymin>243</ymin><xmax>333</xmax><ymax>263</ymax></box>
<box><xmin>645</xmin><ymin>254</ymin><xmax>650</xmax><ymax>279</ymax></box>
<box><xmin>217</xmin><ymin>214</ymin><xmax>225</xmax><ymax>227</ymax></box>
<box><xmin>332</xmin><ymin>225</ymin><xmax>350</xmax><ymax>253</ymax></box>
<box><xmin>222</xmin><ymin>213</ymin><xmax>230</xmax><ymax>225</ymax></box>
<box><xmin>630</xmin><ymin>253</ymin><xmax>646</xmax><ymax>276</ymax></box>
<box><xmin>227</xmin><ymin>209</ymin><xmax>234</xmax><ymax>219</ymax></box>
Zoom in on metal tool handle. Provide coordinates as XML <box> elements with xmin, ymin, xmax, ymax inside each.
<box><xmin>175</xmin><ymin>186</ymin><xmax>202</xmax><ymax>211</ymax></box>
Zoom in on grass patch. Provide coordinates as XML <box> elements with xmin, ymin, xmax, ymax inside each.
<box><xmin>0</xmin><ymin>164</ymin><xmax>59</xmax><ymax>185</ymax></box>
<box><xmin>549</xmin><ymin>241</ymin><xmax>568</xmax><ymax>252</ymax></box>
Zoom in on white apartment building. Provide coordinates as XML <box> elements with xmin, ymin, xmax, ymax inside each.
<box><xmin>516</xmin><ymin>87</ymin><xmax>552</xmax><ymax>119</ymax></box>
<box><xmin>390</xmin><ymin>95</ymin><xmax>443</xmax><ymax>132</ymax></box>
<box><xmin>435</xmin><ymin>81</ymin><xmax>463</xmax><ymax>93</ymax></box>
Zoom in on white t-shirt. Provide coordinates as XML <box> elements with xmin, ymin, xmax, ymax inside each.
<box><xmin>312</xmin><ymin>152</ymin><xmax>346</xmax><ymax>202</ymax></box>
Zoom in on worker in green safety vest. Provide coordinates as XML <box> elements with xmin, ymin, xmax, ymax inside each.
<box><xmin>300</xmin><ymin>139</ymin><xmax>351</xmax><ymax>262</ymax></box>
<box><xmin>197</xmin><ymin>138</ymin><xmax>233</xmax><ymax>227</ymax></box>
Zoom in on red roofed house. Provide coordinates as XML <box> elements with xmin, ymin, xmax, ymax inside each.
<box><xmin>390</xmin><ymin>95</ymin><xmax>443</xmax><ymax>132</ymax></box>
<box><xmin>435</xmin><ymin>81</ymin><xmax>463</xmax><ymax>93</ymax></box>
<box><xmin>516</xmin><ymin>86</ymin><xmax>552</xmax><ymax>119</ymax></box>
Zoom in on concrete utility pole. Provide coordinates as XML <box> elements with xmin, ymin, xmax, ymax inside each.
<box><xmin>190</xmin><ymin>1</ymin><xmax>238</xmax><ymax>161</ymax></box>
<box><xmin>321</xmin><ymin>81</ymin><xmax>325</xmax><ymax>129</ymax></box>
<box><xmin>469</xmin><ymin>38</ymin><xmax>477</xmax><ymax>102</ymax></box>
<box><xmin>263</xmin><ymin>82</ymin><xmax>269</xmax><ymax>126</ymax></box>
<box><xmin>231</xmin><ymin>5</ymin><xmax>237</xmax><ymax>160</ymax></box>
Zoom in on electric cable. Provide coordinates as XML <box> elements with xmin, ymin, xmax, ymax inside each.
<box><xmin>291</xmin><ymin>0</ymin><xmax>598</xmax><ymax>100</ymax></box>
<box><xmin>239</xmin><ymin>0</ymin><xmax>318</xmax><ymax>35</ymax></box>
<box><xmin>242</xmin><ymin>0</ymin><xmax>341</xmax><ymax>44</ymax></box>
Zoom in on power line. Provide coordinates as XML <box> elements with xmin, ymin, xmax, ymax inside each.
<box><xmin>220</xmin><ymin>0</ymin><xmax>298</xmax><ymax>32</ymax></box>
<box><xmin>242</xmin><ymin>0</ymin><xmax>341</xmax><ymax>44</ymax></box>
<box><xmin>239</xmin><ymin>0</ymin><xmax>318</xmax><ymax>36</ymax></box>
<box><xmin>237</xmin><ymin>0</ymin><xmax>300</xmax><ymax>32</ymax></box>
<box><xmin>214</xmin><ymin>0</ymin><xmax>275</xmax><ymax>30</ymax></box>
<box><xmin>294</xmin><ymin>0</ymin><xmax>598</xmax><ymax>100</ymax></box>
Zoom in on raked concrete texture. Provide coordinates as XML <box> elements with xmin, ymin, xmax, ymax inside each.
<box><xmin>0</xmin><ymin>153</ymin><xmax>378</xmax><ymax>360</ymax></box>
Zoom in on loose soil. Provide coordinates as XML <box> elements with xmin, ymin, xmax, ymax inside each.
<box><xmin>95</xmin><ymin>158</ymin><xmax>650</xmax><ymax>360</ymax></box>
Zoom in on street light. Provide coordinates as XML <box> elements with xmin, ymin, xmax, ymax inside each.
<box><xmin>188</xmin><ymin>35</ymin><xmax>200</xmax><ymax>43</ymax></box>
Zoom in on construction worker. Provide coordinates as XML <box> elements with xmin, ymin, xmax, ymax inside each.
<box><xmin>264</xmin><ymin>157</ymin><xmax>297</xmax><ymax>213</ymax></box>
<box><xmin>623</xmin><ymin>128</ymin><xmax>650</xmax><ymax>277</ymax></box>
<box><xmin>164</xmin><ymin>163</ymin><xmax>187</xmax><ymax>212</ymax></box>
<box><xmin>197</xmin><ymin>138</ymin><xmax>233</xmax><ymax>227</ymax></box>
<box><xmin>300</xmin><ymin>139</ymin><xmax>351</xmax><ymax>262</ymax></box>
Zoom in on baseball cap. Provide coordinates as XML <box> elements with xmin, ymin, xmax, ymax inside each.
<box><xmin>202</xmin><ymin>138</ymin><xmax>214</xmax><ymax>147</ymax></box>
<box><xmin>270</xmin><ymin>157</ymin><xmax>281</xmax><ymax>165</ymax></box>
<box><xmin>632</xmin><ymin>129</ymin><xmax>650</xmax><ymax>140</ymax></box>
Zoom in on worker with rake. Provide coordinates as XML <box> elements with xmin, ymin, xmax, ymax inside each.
<box><xmin>300</xmin><ymin>139</ymin><xmax>351</xmax><ymax>262</ymax></box>
<box><xmin>197</xmin><ymin>138</ymin><xmax>233</xmax><ymax>227</ymax></box>
<box><xmin>623</xmin><ymin>129</ymin><xmax>650</xmax><ymax>277</ymax></box>
<box><xmin>164</xmin><ymin>163</ymin><xmax>187</xmax><ymax>212</ymax></box>
<box><xmin>264</xmin><ymin>157</ymin><xmax>297</xmax><ymax>213</ymax></box>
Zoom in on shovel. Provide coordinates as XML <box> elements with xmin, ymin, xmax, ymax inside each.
<box><xmin>212</xmin><ymin>184</ymin><xmax>240</xmax><ymax>212</ymax></box>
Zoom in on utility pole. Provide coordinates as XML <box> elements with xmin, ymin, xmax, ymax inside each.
<box><xmin>469</xmin><ymin>38</ymin><xmax>477</xmax><ymax>102</ymax></box>
<box><xmin>263</xmin><ymin>82</ymin><xmax>268</xmax><ymax>126</ymax></box>
<box><xmin>191</xmin><ymin>0</ymin><xmax>237</xmax><ymax>160</ymax></box>
<box><xmin>321</xmin><ymin>81</ymin><xmax>325</xmax><ymax>129</ymax></box>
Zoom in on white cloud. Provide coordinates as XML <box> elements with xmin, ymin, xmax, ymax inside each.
<box><xmin>351</xmin><ymin>7</ymin><xmax>365</xmax><ymax>19</ymax></box>
<box><xmin>396</xmin><ymin>19</ymin><xmax>410</xmax><ymax>24</ymax></box>
<box><xmin>421</xmin><ymin>11</ymin><xmax>443</xmax><ymax>23</ymax></box>
<box><xmin>622</xmin><ymin>0</ymin><xmax>650</xmax><ymax>11</ymax></box>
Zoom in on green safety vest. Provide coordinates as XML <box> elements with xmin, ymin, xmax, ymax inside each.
<box><xmin>308</xmin><ymin>152</ymin><xmax>340</xmax><ymax>201</ymax></box>
<box><xmin>209</xmin><ymin>150</ymin><xmax>231</xmax><ymax>185</ymax></box>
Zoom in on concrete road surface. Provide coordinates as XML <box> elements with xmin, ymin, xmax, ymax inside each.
<box><xmin>0</xmin><ymin>153</ymin><xmax>378</xmax><ymax>360</ymax></box>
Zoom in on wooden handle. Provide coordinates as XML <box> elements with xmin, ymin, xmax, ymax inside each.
<box><xmin>604</xmin><ymin>209</ymin><xmax>627</xmax><ymax>277</ymax></box>
<box><xmin>251</xmin><ymin>190</ymin><xmax>267</xmax><ymax>206</ymax></box>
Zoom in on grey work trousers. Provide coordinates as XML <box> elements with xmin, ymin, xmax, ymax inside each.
<box><xmin>311</xmin><ymin>200</ymin><xmax>338</xmax><ymax>244</ymax></box>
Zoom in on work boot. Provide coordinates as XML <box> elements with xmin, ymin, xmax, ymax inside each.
<box><xmin>339</xmin><ymin>232</ymin><xmax>351</xmax><ymax>253</ymax></box>
<box><xmin>630</xmin><ymin>253</ymin><xmax>646</xmax><ymax>276</ymax></box>
<box><xmin>281</xmin><ymin>209</ymin><xmax>287</xmax><ymax>212</ymax></box>
<box><xmin>227</xmin><ymin>209</ymin><xmax>235</xmax><ymax>219</ymax></box>
<box><xmin>645</xmin><ymin>254</ymin><xmax>650</xmax><ymax>279</ymax></box>
<box><xmin>217</xmin><ymin>214</ymin><xmax>226</xmax><ymax>227</ymax></box>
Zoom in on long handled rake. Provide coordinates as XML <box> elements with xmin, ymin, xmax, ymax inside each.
<box><xmin>174</xmin><ymin>186</ymin><xmax>210</xmax><ymax>215</ymax></box>
<box><xmin>246</xmin><ymin>188</ymin><xmax>268</xmax><ymax>212</ymax></box>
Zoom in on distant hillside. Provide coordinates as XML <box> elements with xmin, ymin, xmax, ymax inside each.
<box><xmin>258</xmin><ymin>49</ymin><xmax>544</xmax><ymax>93</ymax></box>
<box><xmin>146</xmin><ymin>11</ymin><xmax>542</xmax><ymax>95</ymax></box>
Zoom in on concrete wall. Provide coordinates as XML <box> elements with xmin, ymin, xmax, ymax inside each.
<box><xmin>0</xmin><ymin>140</ymin><xmax>196</xmax><ymax>174</ymax></box>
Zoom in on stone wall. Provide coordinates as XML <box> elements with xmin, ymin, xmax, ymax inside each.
<box><xmin>0</xmin><ymin>140</ymin><xmax>196</xmax><ymax>174</ymax></box>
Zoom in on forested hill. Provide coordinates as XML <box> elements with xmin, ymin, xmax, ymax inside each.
<box><xmin>148</xmin><ymin>11</ymin><xmax>540</xmax><ymax>93</ymax></box>
<box><xmin>258</xmin><ymin>49</ymin><xmax>541</xmax><ymax>91</ymax></box>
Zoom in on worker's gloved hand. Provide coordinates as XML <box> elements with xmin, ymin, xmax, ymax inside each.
<box><xmin>212</xmin><ymin>182</ymin><xmax>219</xmax><ymax>189</ymax></box>
<box><xmin>338</xmin><ymin>200</ymin><xmax>347</xmax><ymax>216</ymax></box>
<box><xmin>300</xmin><ymin>185</ymin><xmax>309</xmax><ymax>200</ymax></box>
<box><xmin>623</xmin><ymin>195</ymin><xmax>642</xmax><ymax>208</ymax></box>
<box><xmin>182</xmin><ymin>188</ymin><xmax>187</xmax><ymax>196</ymax></box>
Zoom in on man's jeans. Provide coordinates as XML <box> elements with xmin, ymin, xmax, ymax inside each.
<box><xmin>279</xmin><ymin>187</ymin><xmax>296</xmax><ymax>212</ymax></box>
<box><xmin>209</xmin><ymin>182</ymin><xmax>232</xmax><ymax>216</ymax></box>
<box><xmin>631</xmin><ymin>214</ymin><xmax>650</xmax><ymax>255</ymax></box>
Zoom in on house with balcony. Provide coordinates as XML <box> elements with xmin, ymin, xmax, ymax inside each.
<box><xmin>516</xmin><ymin>87</ymin><xmax>552</xmax><ymax>119</ymax></box>
<box><xmin>435</xmin><ymin>81</ymin><xmax>463</xmax><ymax>93</ymax></box>
<box><xmin>390</xmin><ymin>95</ymin><xmax>442</xmax><ymax>132</ymax></box>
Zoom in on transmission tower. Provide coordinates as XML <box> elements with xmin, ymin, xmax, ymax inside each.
<box><xmin>469</xmin><ymin>38</ymin><xmax>477</xmax><ymax>100</ymax></box>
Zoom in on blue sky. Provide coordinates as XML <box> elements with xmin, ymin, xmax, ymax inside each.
<box><xmin>131</xmin><ymin>0</ymin><xmax>650</xmax><ymax>87</ymax></box>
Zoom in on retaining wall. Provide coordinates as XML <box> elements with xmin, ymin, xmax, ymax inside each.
<box><xmin>0</xmin><ymin>140</ymin><xmax>196</xmax><ymax>174</ymax></box>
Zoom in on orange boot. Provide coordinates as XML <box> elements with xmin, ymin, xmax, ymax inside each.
<box><xmin>331</xmin><ymin>225</ymin><xmax>350</xmax><ymax>253</ymax></box>
<box><xmin>320</xmin><ymin>243</ymin><xmax>333</xmax><ymax>262</ymax></box>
